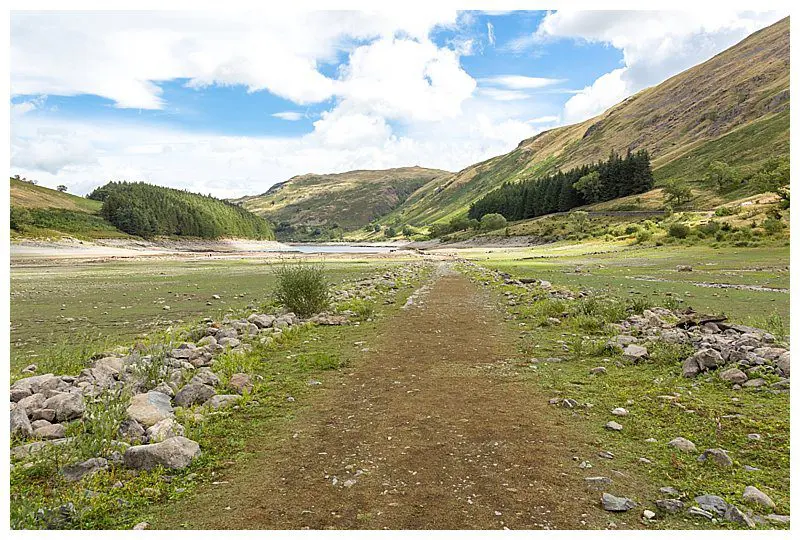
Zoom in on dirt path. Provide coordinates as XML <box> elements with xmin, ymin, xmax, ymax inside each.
<box><xmin>157</xmin><ymin>264</ymin><xmax>616</xmax><ymax>529</ymax></box>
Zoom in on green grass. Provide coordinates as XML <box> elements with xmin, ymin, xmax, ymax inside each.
<box><xmin>461</xmin><ymin>241</ymin><xmax>789</xmax><ymax>327</ymax></box>
<box><xmin>10</xmin><ymin>260</ymin><xmax>432</xmax><ymax>529</ymax></box>
<box><xmin>10</xmin><ymin>258</ymin><xmax>389</xmax><ymax>373</ymax></box>
<box><xmin>11</xmin><ymin>207</ymin><xmax>132</xmax><ymax>240</ymax></box>
<box><xmin>458</xmin><ymin>259</ymin><xmax>789</xmax><ymax>529</ymax></box>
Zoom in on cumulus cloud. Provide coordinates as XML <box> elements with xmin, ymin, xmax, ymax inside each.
<box><xmin>528</xmin><ymin>10</ymin><xmax>785</xmax><ymax>123</ymax></box>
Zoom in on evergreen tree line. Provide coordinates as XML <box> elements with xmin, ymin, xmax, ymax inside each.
<box><xmin>467</xmin><ymin>150</ymin><xmax>654</xmax><ymax>222</ymax></box>
<box><xmin>88</xmin><ymin>181</ymin><xmax>274</xmax><ymax>240</ymax></box>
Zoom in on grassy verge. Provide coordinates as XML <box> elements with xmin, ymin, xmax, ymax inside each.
<box><xmin>458</xmin><ymin>261</ymin><xmax>789</xmax><ymax>529</ymax></box>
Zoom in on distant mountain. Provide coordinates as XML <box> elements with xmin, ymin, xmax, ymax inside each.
<box><xmin>236</xmin><ymin>166</ymin><xmax>448</xmax><ymax>239</ymax></box>
<box><xmin>381</xmin><ymin>16</ymin><xmax>789</xmax><ymax>225</ymax></box>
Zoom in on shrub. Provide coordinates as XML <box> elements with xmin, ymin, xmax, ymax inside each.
<box><xmin>273</xmin><ymin>262</ymin><xmax>330</xmax><ymax>317</ymax></box>
<box><xmin>668</xmin><ymin>223</ymin><xmax>690</xmax><ymax>239</ymax></box>
<box><xmin>762</xmin><ymin>217</ymin><xmax>785</xmax><ymax>235</ymax></box>
<box><xmin>480</xmin><ymin>213</ymin><xmax>507</xmax><ymax>231</ymax></box>
<box><xmin>635</xmin><ymin>230</ymin><xmax>653</xmax><ymax>244</ymax></box>
<box><xmin>10</xmin><ymin>206</ymin><xmax>31</xmax><ymax>230</ymax></box>
<box><xmin>695</xmin><ymin>221</ymin><xmax>720</xmax><ymax>236</ymax></box>
<box><xmin>714</xmin><ymin>206</ymin><xmax>738</xmax><ymax>217</ymax></box>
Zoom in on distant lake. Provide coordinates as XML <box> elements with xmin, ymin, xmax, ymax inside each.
<box><xmin>285</xmin><ymin>243</ymin><xmax>398</xmax><ymax>254</ymax></box>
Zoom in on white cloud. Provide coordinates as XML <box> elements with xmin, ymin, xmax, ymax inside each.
<box><xmin>271</xmin><ymin>111</ymin><xmax>305</xmax><ymax>121</ymax></box>
<box><xmin>477</xmin><ymin>88</ymin><xmax>530</xmax><ymax>101</ymax></box>
<box><xmin>480</xmin><ymin>75</ymin><xmax>565</xmax><ymax>90</ymax></box>
<box><xmin>11</xmin><ymin>11</ymin><xmax>461</xmax><ymax>110</ymax></box>
<box><xmin>562</xmin><ymin>68</ymin><xmax>627</xmax><ymax>124</ymax></box>
<box><xmin>529</xmin><ymin>10</ymin><xmax>785</xmax><ymax>123</ymax></box>
<box><xmin>487</xmin><ymin>22</ymin><xmax>496</xmax><ymax>46</ymax></box>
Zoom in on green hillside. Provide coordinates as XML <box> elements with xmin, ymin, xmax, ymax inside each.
<box><xmin>379</xmin><ymin>17</ymin><xmax>789</xmax><ymax>227</ymax></box>
<box><xmin>89</xmin><ymin>181</ymin><xmax>274</xmax><ymax>240</ymax></box>
<box><xmin>10</xmin><ymin>178</ymin><xmax>274</xmax><ymax>241</ymax></box>
<box><xmin>236</xmin><ymin>166</ymin><xmax>447</xmax><ymax>240</ymax></box>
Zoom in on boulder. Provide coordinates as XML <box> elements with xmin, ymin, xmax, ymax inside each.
<box><xmin>776</xmin><ymin>351</ymin><xmax>790</xmax><ymax>377</ymax></box>
<box><xmin>622</xmin><ymin>344</ymin><xmax>649</xmax><ymax>363</ymax></box>
<box><xmin>30</xmin><ymin>408</ymin><xmax>56</xmax><ymax>422</ymax></box>
<box><xmin>719</xmin><ymin>368</ymin><xmax>748</xmax><ymax>384</ymax></box>
<box><xmin>724</xmin><ymin>505</ymin><xmax>755</xmax><ymax>528</ymax></box>
<box><xmin>689</xmin><ymin>348</ymin><xmax>725</xmax><ymax>372</ymax></box>
<box><xmin>742</xmin><ymin>486</ymin><xmax>776</xmax><ymax>509</ymax></box>
<box><xmin>17</xmin><ymin>392</ymin><xmax>46</xmax><ymax>413</ymax></box>
<box><xmin>11</xmin><ymin>437</ymin><xmax>73</xmax><ymax>460</ymax></box>
<box><xmin>126</xmin><ymin>391</ymin><xmax>174</xmax><ymax>428</ymax></box>
<box><xmin>123</xmin><ymin>436</ymin><xmax>201</xmax><ymax>470</ymax></box>
<box><xmin>601</xmin><ymin>492</ymin><xmax>636</xmax><ymax>512</ymax></box>
<box><xmin>10</xmin><ymin>374</ymin><xmax>60</xmax><ymax>401</ymax></box>
<box><xmin>173</xmin><ymin>383</ymin><xmax>216</xmax><ymax>408</ymax></box>
<box><xmin>247</xmin><ymin>313</ymin><xmax>275</xmax><ymax>329</ymax></box>
<box><xmin>11</xmin><ymin>405</ymin><xmax>33</xmax><ymax>438</ymax></box>
<box><xmin>206</xmin><ymin>394</ymin><xmax>239</xmax><ymax>410</ymax></box>
<box><xmin>34</xmin><ymin>423</ymin><xmax>66</xmax><ymax>440</ymax></box>
<box><xmin>229</xmin><ymin>373</ymin><xmax>253</xmax><ymax>394</ymax></box>
<box><xmin>146</xmin><ymin>418</ymin><xmax>185</xmax><ymax>443</ymax></box>
<box><xmin>667</xmin><ymin>437</ymin><xmax>697</xmax><ymax>452</ymax></box>
<box><xmin>118</xmin><ymin>418</ymin><xmax>147</xmax><ymax>443</ymax></box>
<box><xmin>605</xmin><ymin>421</ymin><xmax>623</xmax><ymax>431</ymax></box>
<box><xmin>43</xmin><ymin>393</ymin><xmax>86</xmax><ymax>422</ymax></box>
<box><xmin>190</xmin><ymin>368</ymin><xmax>220</xmax><ymax>387</ymax></box>
<box><xmin>694</xmin><ymin>494</ymin><xmax>728</xmax><ymax>516</ymax></box>
<box><xmin>698</xmin><ymin>448</ymin><xmax>733</xmax><ymax>467</ymax></box>
<box><xmin>61</xmin><ymin>457</ymin><xmax>108</xmax><ymax>482</ymax></box>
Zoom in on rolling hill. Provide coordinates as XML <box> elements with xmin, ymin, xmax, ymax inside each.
<box><xmin>10</xmin><ymin>178</ymin><xmax>274</xmax><ymax>241</ymax></box>
<box><xmin>379</xmin><ymin>16</ymin><xmax>789</xmax><ymax>226</ymax></box>
<box><xmin>235</xmin><ymin>166</ymin><xmax>448</xmax><ymax>240</ymax></box>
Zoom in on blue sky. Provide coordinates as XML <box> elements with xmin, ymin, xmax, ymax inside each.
<box><xmin>10</xmin><ymin>10</ymin><xmax>783</xmax><ymax>197</ymax></box>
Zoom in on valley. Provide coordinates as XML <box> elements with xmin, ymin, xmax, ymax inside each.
<box><xmin>8</xmin><ymin>14</ymin><xmax>791</xmax><ymax>533</ymax></box>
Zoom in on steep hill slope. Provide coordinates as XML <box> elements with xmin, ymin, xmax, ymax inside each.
<box><xmin>385</xmin><ymin>17</ymin><xmax>789</xmax><ymax>226</ymax></box>
<box><xmin>236</xmin><ymin>166</ymin><xmax>447</xmax><ymax>239</ymax></box>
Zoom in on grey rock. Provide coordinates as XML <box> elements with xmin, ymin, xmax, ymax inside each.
<box><xmin>601</xmin><ymin>492</ymin><xmax>636</xmax><ymax>512</ymax></box>
<box><xmin>127</xmin><ymin>391</ymin><xmax>174</xmax><ymax>428</ymax></box>
<box><xmin>687</xmin><ymin>348</ymin><xmax>725</xmax><ymax>374</ymax></box>
<box><xmin>605</xmin><ymin>421</ymin><xmax>623</xmax><ymax>431</ymax></box>
<box><xmin>742</xmin><ymin>486</ymin><xmax>775</xmax><ymax>509</ymax></box>
<box><xmin>724</xmin><ymin>505</ymin><xmax>755</xmax><ymax>528</ymax></box>
<box><xmin>206</xmin><ymin>394</ymin><xmax>239</xmax><ymax>410</ymax></box>
<box><xmin>667</xmin><ymin>437</ymin><xmax>697</xmax><ymax>452</ymax></box>
<box><xmin>34</xmin><ymin>423</ymin><xmax>66</xmax><ymax>440</ymax></box>
<box><xmin>659</xmin><ymin>486</ymin><xmax>681</xmax><ymax>497</ymax></box>
<box><xmin>173</xmin><ymin>383</ymin><xmax>216</xmax><ymax>408</ymax></box>
<box><xmin>694</xmin><ymin>494</ymin><xmax>729</xmax><ymax>516</ymax></box>
<box><xmin>61</xmin><ymin>457</ymin><xmax>108</xmax><ymax>482</ymax></box>
<box><xmin>190</xmin><ymin>368</ymin><xmax>220</xmax><ymax>387</ymax></box>
<box><xmin>229</xmin><ymin>373</ymin><xmax>253</xmax><ymax>394</ymax></box>
<box><xmin>719</xmin><ymin>368</ymin><xmax>748</xmax><ymax>384</ymax></box>
<box><xmin>133</xmin><ymin>522</ymin><xmax>150</xmax><ymax>530</ymax></box>
<box><xmin>597</xmin><ymin>451</ymin><xmax>615</xmax><ymax>459</ymax></box>
<box><xmin>146</xmin><ymin>418</ymin><xmax>185</xmax><ymax>443</ymax></box>
<box><xmin>585</xmin><ymin>476</ymin><xmax>612</xmax><ymax>486</ymax></box>
<box><xmin>247</xmin><ymin>313</ymin><xmax>275</xmax><ymax>329</ymax></box>
<box><xmin>218</xmin><ymin>337</ymin><xmax>241</xmax><ymax>348</ymax></box>
<box><xmin>656</xmin><ymin>499</ymin><xmax>684</xmax><ymax>513</ymax></box>
<box><xmin>590</xmin><ymin>367</ymin><xmax>607</xmax><ymax>375</ymax></box>
<box><xmin>743</xmin><ymin>378</ymin><xmax>766</xmax><ymax>388</ymax></box>
<box><xmin>17</xmin><ymin>392</ymin><xmax>46</xmax><ymax>413</ymax></box>
<box><xmin>123</xmin><ymin>436</ymin><xmax>201</xmax><ymax>470</ymax></box>
<box><xmin>43</xmin><ymin>393</ymin><xmax>86</xmax><ymax>422</ymax></box>
<box><xmin>622</xmin><ymin>344</ymin><xmax>649</xmax><ymax>363</ymax></box>
<box><xmin>30</xmin><ymin>419</ymin><xmax>51</xmax><ymax>430</ymax></box>
<box><xmin>30</xmin><ymin>408</ymin><xmax>56</xmax><ymax>422</ymax></box>
<box><xmin>776</xmin><ymin>351</ymin><xmax>789</xmax><ymax>377</ymax></box>
<box><xmin>11</xmin><ymin>405</ymin><xmax>33</xmax><ymax>438</ymax></box>
<box><xmin>688</xmin><ymin>506</ymin><xmax>714</xmax><ymax>520</ymax></box>
<box><xmin>643</xmin><ymin>509</ymin><xmax>656</xmax><ymax>520</ymax></box>
<box><xmin>698</xmin><ymin>448</ymin><xmax>733</xmax><ymax>467</ymax></box>
<box><xmin>765</xmin><ymin>514</ymin><xmax>790</xmax><ymax>525</ymax></box>
<box><xmin>118</xmin><ymin>418</ymin><xmax>147</xmax><ymax>443</ymax></box>
<box><xmin>10</xmin><ymin>374</ymin><xmax>60</xmax><ymax>401</ymax></box>
<box><xmin>611</xmin><ymin>407</ymin><xmax>629</xmax><ymax>416</ymax></box>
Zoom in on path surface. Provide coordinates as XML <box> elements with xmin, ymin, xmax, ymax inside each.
<box><xmin>158</xmin><ymin>264</ymin><xmax>615</xmax><ymax>529</ymax></box>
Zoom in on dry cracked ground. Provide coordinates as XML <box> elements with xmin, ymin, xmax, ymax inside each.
<box><xmin>156</xmin><ymin>264</ymin><xmax>646</xmax><ymax>530</ymax></box>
